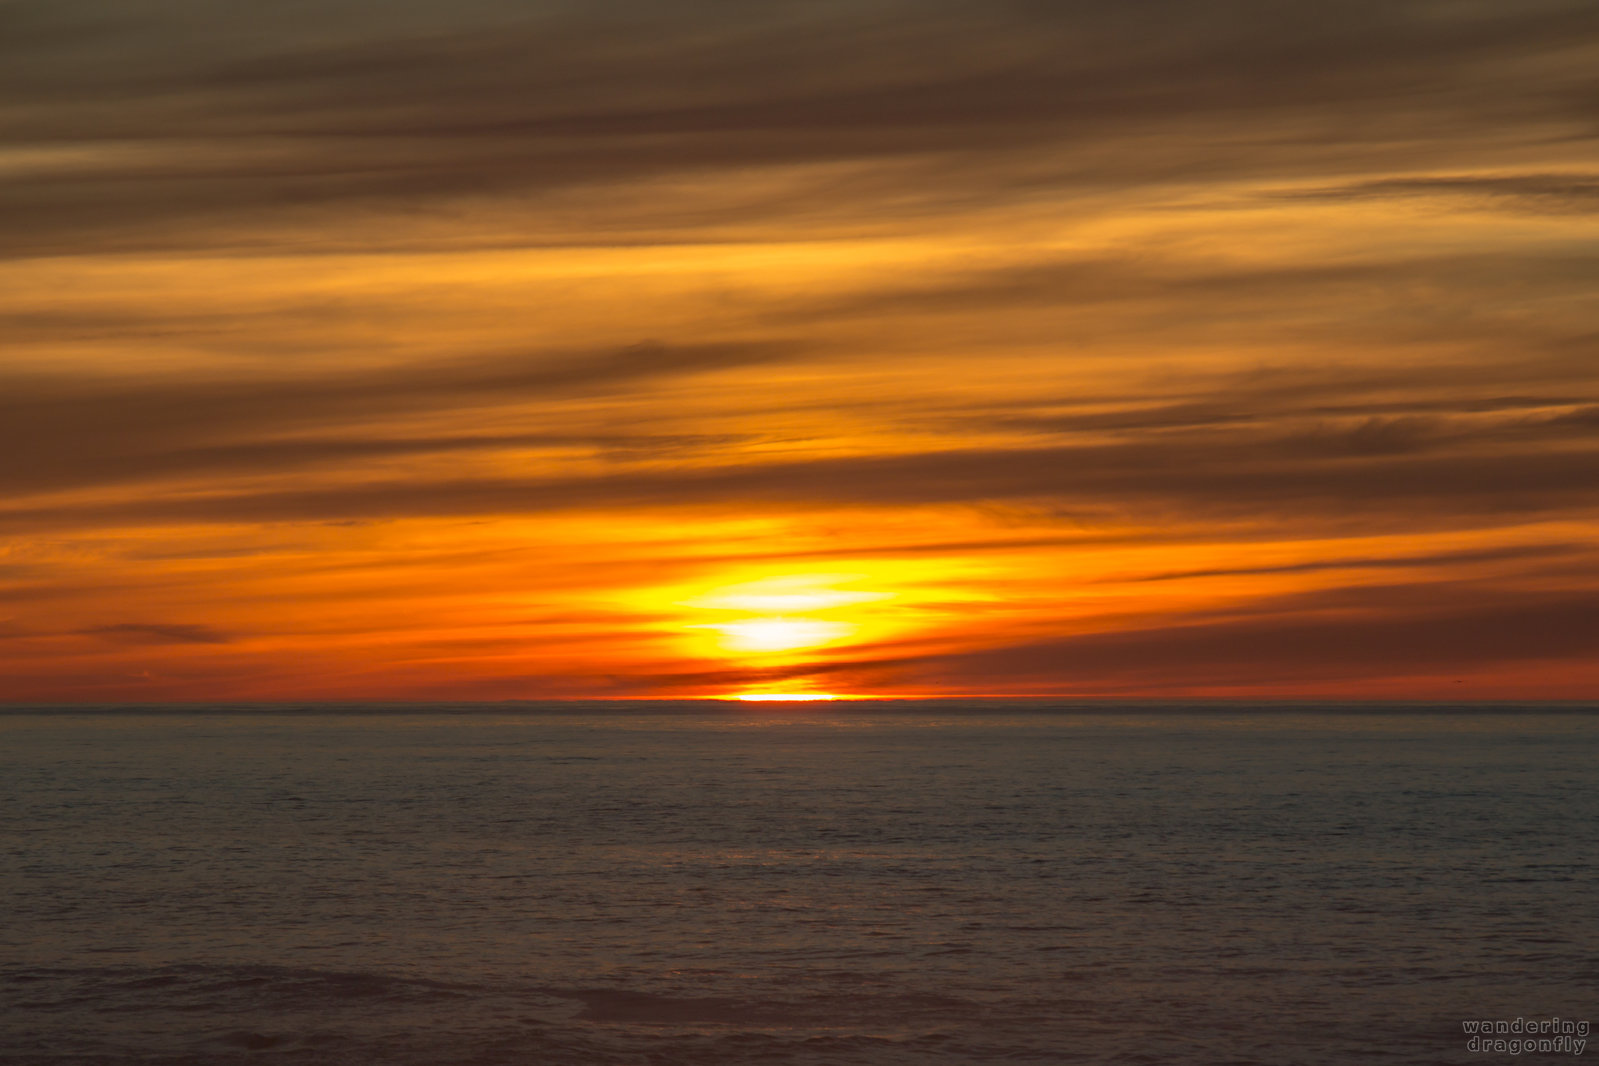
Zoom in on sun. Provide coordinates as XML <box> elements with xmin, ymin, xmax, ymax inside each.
<box><xmin>712</xmin><ymin>617</ymin><xmax>852</xmax><ymax>654</ymax></box>
<box><xmin>671</xmin><ymin>573</ymin><xmax>891</xmax><ymax>660</ymax></box>
<box><xmin>732</xmin><ymin>692</ymin><xmax>840</xmax><ymax>702</ymax></box>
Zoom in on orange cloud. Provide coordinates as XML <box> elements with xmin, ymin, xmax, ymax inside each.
<box><xmin>2</xmin><ymin>0</ymin><xmax>1596</xmax><ymax>701</ymax></box>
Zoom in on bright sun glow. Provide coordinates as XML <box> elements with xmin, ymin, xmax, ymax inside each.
<box><xmin>733</xmin><ymin>693</ymin><xmax>840</xmax><ymax>702</ymax></box>
<box><xmin>666</xmin><ymin>572</ymin><xmax>902</xmax><ymax>662</ymax></box>
<box><xmin>710</xmin><ymin>617</ymin><xmax>853</xmax><ymax>654</ymax></box>
<box><xmin>686</xmin><ymin>575</ymin><xmax>887</xmax><ymax>614</ymax></box>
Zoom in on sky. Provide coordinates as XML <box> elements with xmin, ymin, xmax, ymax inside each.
<box><xmin>3</xmin><ymin>0</ymin><xmax>1597</xmax><ymax>701</ymax></box>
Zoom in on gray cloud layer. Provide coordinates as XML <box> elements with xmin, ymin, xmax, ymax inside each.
<box><xmin>0</xmin><ymin>339</ymin><xmax>793</xmax><ymax>494</ymax></box>
<box><xmin>2</xmin><ymin>312</ymin><xmax>1595</xmax><ymax>537</ymax></box>
<box><xmin>4</xmin><ymin>416</ymin><xmax>1597</xmax><ymax>534</ymax></box>
<box><xmin>4</xmin><ymin>0</ymin><xmax>1597</xmax><ymax>253</ymax></box>
<box><xmin>887</xmin><ymin>586</ymin><xmax>1599</xmax><ymax>691</ymax></box>
<box><xmin>78</xmin><ymin>622</ymin><xmax>232</xmax><ymax>645</ymax></box>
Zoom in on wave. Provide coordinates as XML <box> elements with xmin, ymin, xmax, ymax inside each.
<box><xmin>2</xmin><ymin>963</ymin><xmax>989</xmax><ymax>1066</ymax></box>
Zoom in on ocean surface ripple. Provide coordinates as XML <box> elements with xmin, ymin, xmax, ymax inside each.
<box><xmin>3</xmin><ymin>704</ymin><xmax>1595</xmax><ymax>1064</ymax></box>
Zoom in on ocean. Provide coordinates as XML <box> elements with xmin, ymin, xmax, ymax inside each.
<box><xmin>2</xmin><ymin>703</ymin><xmax>1595</xmax><ymax>1065</ymax></box>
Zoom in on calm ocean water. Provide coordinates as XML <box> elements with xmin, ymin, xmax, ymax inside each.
<box><xmin>2</xmin><ymin>703</ymin><xmax>1595</xmax><ymax>1065</ymax></box>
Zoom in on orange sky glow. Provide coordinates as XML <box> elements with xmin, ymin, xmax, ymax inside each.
<box><xmin>2</xmin><ymin>0</ymin><xmax>1597</xmax><ymax>701</ymax></box>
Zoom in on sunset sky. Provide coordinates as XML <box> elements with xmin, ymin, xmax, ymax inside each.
<box><xmin>3</xmin><ymin>0</ymin><xmax>1597</xmax><ymax>701</ymax></box>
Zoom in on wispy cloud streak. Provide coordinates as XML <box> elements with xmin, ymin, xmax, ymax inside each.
<box><xmin>2</xmin><ymin>0</ymin><xmax>1596</xmax><ymax>699</ymax></box>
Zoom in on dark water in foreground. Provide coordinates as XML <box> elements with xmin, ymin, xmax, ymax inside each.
<box><xmin>2</xmin><ymin>703</ymin><xmax>1595</xmax><ymax>1065</ymax></box>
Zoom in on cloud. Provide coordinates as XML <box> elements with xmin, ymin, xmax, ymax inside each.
<box><xmin>5</xmin><ymin>431</ymin><xmax>1598</xmax><ymax>534</ymax></box>
<box><xmin>1276</xmin><ymin>173</ymin><xmax>1599</xmax><ymax>213</ymax></box>
<box><xmin>777</xmin><ymin>251</ymin><xmax>1599</xmax><ymax>356</ymax></box>
<box><xmin>4</xmin><ymin>0</ymin><xmax>1596</xmax><ymax>254</ymax></box>
<box><xmin>836</xmin><ymin>586</ymin><xmax>1599</xmax><ymax>692</ymax></box>
<box><xmin>0</xmin><ymin>339</ymin><xmax>796</xmax><ymax>496</ymax></box>
<box><xmin>1123</xmin><ymin>543</ymin><xmax>1587</xmax><ymax>584</ymax></box>
<box><xmin>1548</xmin><ymin>405</ymin><xmax>1599</xmax><ymax>429</ymax></box>
<box><xmin>79</xmin><ymin>622</ymin><xmax>233</xmax><ymax>645</ymax></box>
<box><xmin>2</xmin><ymin>0</ymin><xmax>1596</xmax><ymax>700</ymax></box>
<box><xmin>3</xmin><ymin>302</ymin><xmax>1595</xmax><ymax>539</ymax></box>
